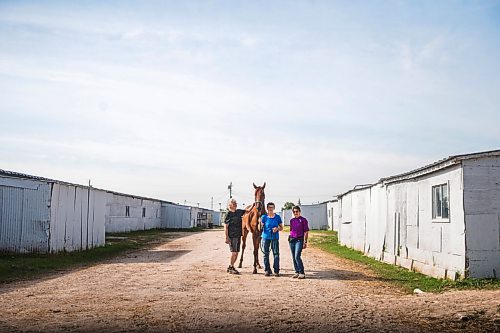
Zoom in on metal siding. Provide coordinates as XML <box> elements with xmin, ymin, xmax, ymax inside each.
<box><xmin>463</xmin><ymin>157</ymin><xmax>500</xmax><ymax>277</ymax></box>
<box><xmin>73</xmin><ymin>187</ymin><xmax>85</xmax><ymax>250</ymax></box>
<box><xmin>87</xmin><ymin>188</ymin><xmax>95</xmax><ymax>248</ymax></box>
<box><xmin>92</xmin><ymin>190</ymin><xmax>106</xmax><ymax>247</ymax></box>
<box><xmin>282</xmin><ymin>209</ymin><xmax>293</xmax><ymax>226</ymax></box>
<box><xmin>64</xmin><ymin>186</ymin><xmax>76</xmax><ymax>252</ymax></box>
<box><xmin>0</xmin><ymin>186</ymin><xmax>23</xmax><ymax>252</ymax></box>
<box><xmin>80</xmin><ymin>187</ymin><xmax>89</xmax><ymax>250</ymax></box>
<box><xmin>0</xmin><ymin>179</ymin><xmax>51</xmax><ymax>253</ymax></box>
<box><xmin>299</xmin><ymin>203</ymin><xmax>328</xmax><ymax>230</ymax></box>
<box><xmin>20</xmin><ymin>184</ymin><xmax>51</xmax><ymax>253</ymax></box>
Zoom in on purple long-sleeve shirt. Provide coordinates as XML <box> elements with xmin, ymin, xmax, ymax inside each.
<box><xmin>289</xmin><ymin>216</ymin><xmax>309</xmax><ymax>238</ymax></box>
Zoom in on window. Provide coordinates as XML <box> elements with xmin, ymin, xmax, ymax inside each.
<box><xmin>432</xmin><ymin>183</ymin><xmax>449</xmax><ymax>220</ymax></box>
<box><xmin>125</xmin><ymin>206</ymin><xmax>130</xmax><ymax>217</ymax></box>
<box><xmin>142</xmin><ymin>207</ymin><xmax>146</xmax><ymax>218</ymax></box>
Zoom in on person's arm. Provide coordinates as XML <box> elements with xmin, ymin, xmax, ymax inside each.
<box><xmin>224</xmin><ymin>222</ymin><xmax>230</xmax><ymax>244</ymax></box>
<box><xmin>303</xmin><ymin>230</ymin><xmax>309</xmax><ymax>249</ymax></box>
<box><xmin>303</xmin><ymin>217</ymin><xmax>309</xmax><ymax>249</ymax></box>
<box><xmin>273</xmin><ymin>216</ymin><xmax>283</xmax><ymax>233</ymax></box>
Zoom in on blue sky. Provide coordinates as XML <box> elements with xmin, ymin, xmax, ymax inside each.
<box><xmin>1</xmin><ymin>1</ymin><xmax>499</xmax><ymax>209</ymax></box>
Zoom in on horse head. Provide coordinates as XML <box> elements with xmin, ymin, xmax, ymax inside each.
<box><xmin>252</xmin><ymin>182</ymin><xmax>266</xmax><ymax>212</ymax></box>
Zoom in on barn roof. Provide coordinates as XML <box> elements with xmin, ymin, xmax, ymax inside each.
<box><xmin>337</xmin><ymin>149</ymin><xmax>500</xmax><ymax>198</ymax></box>
<box><xmin>0</xmin><ymin>168</ymin><xmax>176</xmax><ymax>205</ymax></box>
<box><xmin>380</xmin><ymin>149</ymin><xmax>500</xmax><ymax>185</ymax></box>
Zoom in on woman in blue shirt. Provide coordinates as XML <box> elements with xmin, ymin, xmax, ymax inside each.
<box><xmin>260</xmin><ymin>202</ymin><xmax>283</xmax><ymax>276</ymax></box>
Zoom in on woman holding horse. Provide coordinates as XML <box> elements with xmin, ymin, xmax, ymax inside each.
<box><xmin>260</xmin><ymin>202</ymin><xmax>283</xmax><ymax>277</ymax></box>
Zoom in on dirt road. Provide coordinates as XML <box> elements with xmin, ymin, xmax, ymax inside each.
<box><xmin>0</xmin><ymin>230</ymin><xmax>499</xmax><ymax>332</ymax></box>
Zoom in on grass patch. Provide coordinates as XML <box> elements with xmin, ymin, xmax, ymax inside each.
<box><xmin>0</xmin><ymin>228</ymin><xmax>199</xmax><ymax>284</ymax></box>
<box><xmin>309</xmin><ymin>230</ymin><xmax>500</xmax><ymax>293</ymax></box>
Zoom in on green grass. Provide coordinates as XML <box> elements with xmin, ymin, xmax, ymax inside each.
<box><xmin>309</xmin><ymin>230</ymin><xmax>500</xmax><ymax>293</ymax></box>
<box><xmin>0</xmin><ymin>228</ymin><xmax>200</xmax><ymax>284</ymax></box>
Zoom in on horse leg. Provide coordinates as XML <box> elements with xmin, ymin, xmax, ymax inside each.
<box><xmin>238</xmin><ymin>228</ymin><xmax>249</xmax><ymax>269</ymax></box>
<box><xmin>256</xmin><ymin>234</ymin><xmax>262</xmax><ymax>269</ymax></box>
<box><xmin>252</xmin><ymin>232</ymin><xmax>260</xmax><ymax>274</ymax></box>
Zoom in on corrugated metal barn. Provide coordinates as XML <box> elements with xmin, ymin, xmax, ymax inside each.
<box><xmin>161</xmin><ymin>203</ymin><xmax>191</xmax><ymax>229</ymax></box>
<box><xmin>1</xmin><ymin>169</ymin><xmax>219</xmax><ymax>253</ymax></box>
<box><xmin>0</xmin><ymin>170</ymin><xmax>106</xmax><ymax>253</ymax></box>
<box><xmin>282</xmin><ymin>203</ymin><xmax>328</xmax><ymax>230</ymax></box>
<box><xmin>337</xmin><ymin>150</ymin><xmax>500</xmax><ymax>279</ymax></box>
<box><xmin>105</xmin><ymin>192</ymin><xmax>163</xmax><ymax>233</ymax></box>
<box><xmin>326</xmin><ymin>198</ymin><xmax>340</xmax><ymax>231</ymax></box>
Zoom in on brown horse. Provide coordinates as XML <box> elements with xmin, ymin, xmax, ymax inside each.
<box><xmin>238</xmin><ymin>182</ymin><xmax>266</xmax><ymax>274</ymax></box>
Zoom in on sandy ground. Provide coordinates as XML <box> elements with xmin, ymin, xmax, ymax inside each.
<box><xmin>0</xmin><ymin>230</ymin><xmax>499</xmax><ymax>333</ymax></box>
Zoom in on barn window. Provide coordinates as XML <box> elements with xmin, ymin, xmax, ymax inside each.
<box><xmin>142</xmin><ymin>207</ymin><xmax>146</xmax><ymax>217</ymax></box>
<box><xmin>432</xmin><ymin>183</ymin><xmax>449</xmax><ymax>220</ymax></box>
<box><xmin>125</xmin><ymin>206</ymin><xmax>130</xmax><ymax>217</ymax></box>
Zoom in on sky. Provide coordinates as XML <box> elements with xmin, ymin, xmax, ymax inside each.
<box><xmin>1</xmin><ymin>0</ymin><xmax>499</xmax><ymax>210</ymax></box>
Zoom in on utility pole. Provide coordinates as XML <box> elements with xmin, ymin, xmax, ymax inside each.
<box><xmin>219</xmin><ymin>203</ymin><xmax>222</xmax><ymax>211</ymax></box>
<box><xmin>228</xmin><ymin>181</ymin><xmax>233</xmax><ymax>198</ymax></box>
<box><xmin>211</xmin><ymin>196</ymin><xmax>213</xmax><ymax>210</ymax></box>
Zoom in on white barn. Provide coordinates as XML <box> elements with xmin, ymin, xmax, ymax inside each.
<box><xmin>0</xmin><ymin>170</ymin><xmax>106</xmax><ymax>253</ymax></box>
<box><xmin>337</xmin><ymin>150</ymin><xmax>500</xmax><ymax>279</ymax></box>
<box><xmin>282</xmin><ymin>203</ymin><xmax>329</xmax><ymax>230</ymax></box>
<box><xmin>1</xmin><ymin>169</ymin><xmax>219</xmax><ymax>253</ymax></box>
<box><xmin>105</xmin><ymin>192</ymin><xmax>164</xmax><ymax>233</ymax></box>
<box><xmin>326</xmin><ymin>198</ymin><xmax>340</xmax><ymax>231</ymax></box>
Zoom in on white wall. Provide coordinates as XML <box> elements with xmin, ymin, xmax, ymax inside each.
<box><xmin>339</xmin><ymin>193</ymin><xmax>352</xmax><ymax>248</ymax></box>
<box><xmin>105</xmin><ymin>194</ymin><xmax>162</xmax><ymax>233</ymax></box>
<box><xmin>365</xmin><ymin>184</ymin><xmax>386</xmax><ymax>260</ymax></box>
<box><xmin>0</xmin><ymin>177</ymin><xmax>51</xmax><ymax>253</ymax></box>
<box><xmin>282</xmin><ymin>209</ymin><xmax>293</xmax><ymax>226</ymax></box>
<box><xmin>326</xmin><ymin>200</ymin><xmax>340</xmax><ymax>231</ymax></box>
<box><xmin>299</xmin><ymin>203</ymin><xmax>328</xmax><ymax>230</ymax></box>
<box><xmin>463</xmin><ymin>157</ymin><xmax>500</xmax><ymax>278</ymax></box>
<box><xmin>351</xmin><ymin>190</ymin><xmax>370</xmax><ymax>252</ymax></box>
<box><xmin>161</xmin><ymin>203</ymin><xmax>191</xmax><ymax>229</ymax></box>
<box><xmin>338</xmin><ymin>165</ymin><xmax>467</xmax><ymax>280</ymax></box>
<box><xmin>50</xmin><ymin>184</ymin><xmax>106</xmax><ymax>252</ymax></box>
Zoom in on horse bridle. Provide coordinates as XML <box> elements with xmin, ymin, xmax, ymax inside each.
<box><xmin>254</xmin><ymin>200</ymin><xmax>264</xmax><ymax>213</ymax></box>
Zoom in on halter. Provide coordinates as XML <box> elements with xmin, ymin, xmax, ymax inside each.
<box><xmin>254</xmin><ymin>200</ymin><xmax>265</xmax><ymax>215</ymax></box>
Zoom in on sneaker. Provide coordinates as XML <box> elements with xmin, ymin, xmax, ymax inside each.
<box><xmin>292</xmin><ymin>273</ymin><xmax>299</xmax><ymax>278</ymax></box>
<box><xmin>274</xmin><ymin>272</ymin><xmax>280</xmax><ymax>277</ymax></box>
<box><xmin>227</xmin><ymin>266</ymin><xmax>240</xmax><ymax>274</ymax></box>
<box><xmin>265</xmin><ymin>271</ymin><xmax>272</xmax><ymax>277</ymax></box>
<box><xmin>298</xmin><ymin>273</ymin><xmax>305</xmax><ymax>279</ymax></box>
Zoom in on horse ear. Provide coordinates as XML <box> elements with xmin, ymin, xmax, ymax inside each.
<box><xmin>253</xmin><ymin>182</ymin><xmax>257</xmax><ymax>189</ymax></box>
<box><xmin>262</xmin><ymin>182</ymin><xmax>266</xmax><ymax>189</ymax></box>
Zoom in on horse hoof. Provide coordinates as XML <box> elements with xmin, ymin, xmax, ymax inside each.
<box><xmin>238</xmin><ymin>264</ymin><xmax>242</xmax><ymax>269</ymax></box>
<box><xmin>253</xmin><ymin>270</ymin><xmax>257</xmax><ymax>274</ymax></box>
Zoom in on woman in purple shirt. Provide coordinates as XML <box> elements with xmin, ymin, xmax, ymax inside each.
<box><xmin>288</xmin><ymin>206</ymin><xmax>309</xmax><ymax>279</ymax></box>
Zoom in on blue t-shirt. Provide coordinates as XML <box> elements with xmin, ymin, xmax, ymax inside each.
<box><xmin>261</xmin><ymin>214</ymin><xmax>283</xmax><ymax>240</ymax></box>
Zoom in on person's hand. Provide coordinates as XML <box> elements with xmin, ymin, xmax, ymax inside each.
<box><xmin>303</xmin><ymin>242</ymin><xmax>307</xmax><ymax>249</ymax></box>
<box><xmin>225</xmin><ymin>238</ymin><xmax>230</xmax><ymax>244</ymax></box>
<box><xmin>272</xmin><ymin>227</ymin><xmax>278</xmax><ymax>233</ymax></box>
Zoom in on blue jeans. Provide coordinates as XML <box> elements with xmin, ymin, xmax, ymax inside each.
<box><xmin>289</xmin><ymin>239</ymin><xmax>304</xmax><ymax>274</ymax></box>
<box><xmin>262</xmin><ymin>238</ymin><xmax>280</xmax><ymax>273</ymax></box>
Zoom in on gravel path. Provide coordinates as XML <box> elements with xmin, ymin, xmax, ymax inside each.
<box><xmin>0</xmin><ymin>230</ymin><xmax>499</xmax><ymax>332</ymax></box>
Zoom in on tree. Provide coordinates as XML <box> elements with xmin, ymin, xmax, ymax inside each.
<box><xmin>282</xmin><ymin>202</ymin><xmax>295</xmax><ymax>210</ymax></box>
